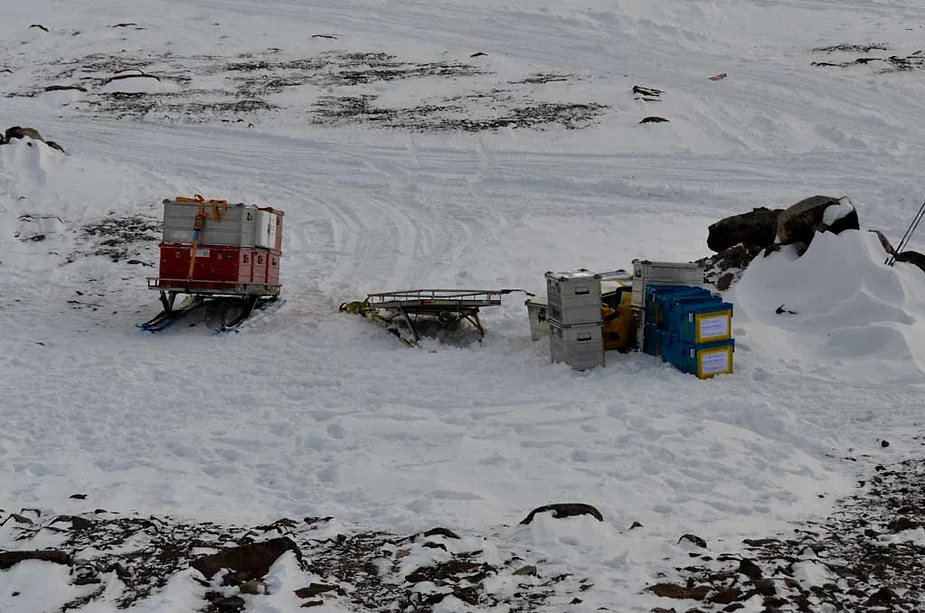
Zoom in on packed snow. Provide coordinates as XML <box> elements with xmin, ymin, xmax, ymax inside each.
<box><xmin>2</xmin><ymin>0</ymin><xmax>925</xmax><ymax>611</ymax></box>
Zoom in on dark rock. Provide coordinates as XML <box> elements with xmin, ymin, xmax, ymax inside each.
<box><xmin>709</xmin><ymin>587</ymin><xmax>742</xmax><ymax>604</ymax></box>
<box><xmin>633</xmin><ymin>85</ymin><xmax>663</xmax><ymax>98</ymax></box>
<box><xmin>870</xmin><ymin>230</ymin><xmax>895</xmax><ymax>256</ymax></box>
<box><xmin>647</xmin><ymin>583</ymin><xmax>710</xmax><ymax>600</ymax></box>
<box><xmin>865</xmin><ymin>587</ymin><xmax>898</xmax><ymax>606</ymax></box>
<box><xmin>0</xmin><ymin>550</ymin><xmax>72</xmax><ymax>570</ymax></box>
<box><xmin>754</xmin><ymin>578</ymin><xmax>776</xmax><ymax>595</ymax></box>
<box><xmin>775</xmin><ymin>305</ymin><xmax>797</xmax><ymax>315</ymax></box>
<box><xmin>678</xmin><ymin>534</ymin><xmax>707</xmax><ymax>549</ymax></box>
<box><xmin>629</xmin><ymin>521</ymin><xmax>644</xmax><ymax>530</ymax></box>
<box><xmin>422</xmin><ymin>541</ymin><xmax>447</xmax><ymax>551</ymax></box>
<box><xmin>191</xmin><ymin>537</ymin><xmax>299</xmax><ymax>580</ymax></box>
<box><xmin>423</xmin><ymin>527</ymin><xmax>459</xmax><ymax>540</ymax></box>
<box><xmin>708</xmin><ymin>208</ymin><xmax>783</xmax><ymax>252</ymax></box>
<box><xmin>512</xmin><ymin>565</ymin><xmax>537</xmax><ymax>576</ymax></box>
<box><xmin>520</xmin><ymin>503</ymin><xmax>603</xmax><ymax>524</ymax></box>
<box><xmin>210</xmin><ymin>595</ymin><xmax>245</xmax><ymax>612</ymax></box>
<box><xmin>651</xmin><ymin>609</ymin><xmax>677</xmax><ymax>613</ymax></box>
<box><xmin>453</xmin><ymin>585</ymin><xmax>481</xmax><ymax>605</ymax></box>
<box><xmin>2</xmin><ymin>513</ymin><xmax>34</xmax><ymax>526</ymax></box>
<box><xmin>777</xmin><ymin>195</ymin><xmax>859</xmax><ymax>247</ymax></box>
<box><xmin>738</xmin><ymin>558</ymin><xmax>764</xmax><ymax>580</ymax></box>
<box><xmin>895</xmin><ymin>250</ymin><xmax>925</xmax><ymax>274</ymax></box>
<box><xmin>701</xmin><ymin>243</ymin><xmax>764</xmax><ymax>290</ymax></box>
<box><xmin>722</xmin><ymin>605</ymin><xmax>745</xmax><ymax>612</ymax></box>
<box><xmin>886</xmin><ymin>516</ymin><xmax>919</xmax><ymax>532</ymax></box>
<box><xmin>30</xmin><ymin>24</ymin><xmax>49</xmax><ymax>32</ymax></box>
<box><xmin>470</xmin><ymin>52</ymin><xmax>488</xmax><ymax>58</ymax></box>
<box><xmin>5</xmin><ymin>126</ymin><xmax>44</xmax><ymax>142</ymax></box>
<box><xmin>881</xmin><ymin>439</ymin><xmax>890</xmax><ymax>448</ymax></box>
<box><xmin>640</xmin><ymin>116</ymin><xmax>669</xmax><ymax>124</ymax></box>
<box><xmin>405</xmin><ymin>559</ymin><xmax>492</xmax><ymax>584</ymax></box>
<box><xmin>69</xmin><ymin>494</ymin><xmax>87</xmax><ymax>500</ymax></box>
<box><xmin>44</xmin><ymin>85</ymin><xmax>88</xmax><ymax>93</ymax></box>
<box><xmin>294</xmin><ymin>583</ymin><xmax>339</xmax><ymax>599</ymax></box>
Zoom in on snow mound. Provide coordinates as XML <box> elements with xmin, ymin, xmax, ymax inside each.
<box><xmin>0</xmin><ymin>136</ymin><xmax>63</xmax><ymax>186</ymax></box>
<box><xmin>100</xmin><ymin>75</ymin><xmax>178</xmax><ymax>95</ymax></box>
<box><xmin>731</xmin><ymin>230</ymin><xmax>925</xmax><ymax>381</ymax></box>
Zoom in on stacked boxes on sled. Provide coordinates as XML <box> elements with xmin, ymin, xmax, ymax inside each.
<box><xmin>546</xmin><ymin>269</ymin><xmax>604</xmax><ymax>370</ymax></box>
<box><xmin>642</xmin><ymin>284</ymin><xmax>734</xmax><ymax>378</ymax></box>
<box><xmin>156</xmin><ymin>198</ymin><xmax>284</xmax><ymax>295</ymax></box>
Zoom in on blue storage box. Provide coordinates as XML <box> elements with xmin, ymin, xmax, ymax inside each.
<box><xmin>660</xmin><ymin>334</ymin><xmax>735</xmax><ymax>378</ymax></box>
<box><xmin>642</xmin><ymin>322</ymin><xmax>662</xmax><ymax>356</ymax></box>
<box><xmin>654</xmin><ymin>291</ymin><xmax>717</xmax><ymax>331</ymax></box>
<box><xmin>646</xmin><ymin>285</ymin><xmax>713</xmax><ymax>327</ymax></box>
<box><xmin>668</xmin><ymin>300</ymin><xmax>734</xmax><ymax>343</ymax></box>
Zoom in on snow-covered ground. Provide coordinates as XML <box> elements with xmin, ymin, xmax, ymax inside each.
<box><xmin>2</xmin><ymin>0</ymin><xmax>925</xmax><ymax>611</ymax></box>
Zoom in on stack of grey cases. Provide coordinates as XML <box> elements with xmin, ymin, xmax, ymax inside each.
<box><xmin>631</xmin><ymin>259</ymin><xmax>705</xmax><ymax>349</ymax></box>
<box><xmin>545</xmin><ymin>269</ymin><xmax>604</xmax><ymax>370</ymax></box>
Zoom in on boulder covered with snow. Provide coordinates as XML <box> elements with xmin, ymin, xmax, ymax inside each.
<box><xmin>777</xmin><ymin>195</ymin><xmax>859</xmax><ymax>248</ymax></box>
<box><xmin>2</xmin><ymin>125</ymin><xmax>65</xmax><ymax>152</ymax></box>
<box><xmin>707</xmin><ymin>207</ymin><xmax>783</xmax><ymax>253</ymax></box>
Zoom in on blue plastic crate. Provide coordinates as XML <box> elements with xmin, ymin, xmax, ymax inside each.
<box><xmin>645</xmin><ymin>285</ymin><xmax>711</xmax><ymax>325</ymax></box>
<box><xmin>660</xmin><ymin>334</ymin><xmax>735</xmax><ymax>378</ymax></box>
<box><xmin>651</xmin><ymin>287</ymin><xmax>715</xmax><ymax>329</ymax></box>
<box><xmin>667</xmin><ymin>300</ymin><xmax>734</xmax><ymax>343</ymax></box>
<box><xmin>642</xmin><ymin>322</ymin><xmax>662</xmax><ymax>356</ymax></box>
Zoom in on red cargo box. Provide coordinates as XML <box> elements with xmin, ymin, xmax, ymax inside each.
<box><xmin>156</xmin><ymin>243</ymin><xmax>280</xmax><ymax>295</ymax></box>
<box><xmin>267</xmin><ymin>250</ymin><xmax>281</xmax><ymax>286</ymax></box>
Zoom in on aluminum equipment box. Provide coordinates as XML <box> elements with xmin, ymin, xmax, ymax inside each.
<box><xmin>631</xmin><ymin>260</ymin><xmax>704</xmax><ymax>308</ymax></box>
<box><xmin>255</xmin><ymin>209</ymin><xmax>284</xmax><ymax>251</ymax></box>
<box><xmin>549</xmin><ymin>320</ymin><xmax>605</xmax><ymax>370</ymax></box>
<box><xmin>546</xmin><ymin>269</ymin><xmax>602</xmax><ymax>311</ymax></box>
<box><xmin>162</xmin><ymin>199</ymin><xmax>258</xmax><ymax>247</ymax></box>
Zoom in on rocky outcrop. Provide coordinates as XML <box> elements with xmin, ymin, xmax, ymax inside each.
<box><xmin>3</xmin><ymin>125</ymin><xmax>66</xmax><ymax>152</ymax></box>
<box><xmin>777</xmin><ymin>195</ymin><xmax>859</xmax><ymax>247</ymax></box>
<box><xmin>707</xmin><ymin>207</ymin><xmax>782</xmax><ymax>253</ymax></box>
<box><xmin>520</xmin><ymin>503</ymin><xmax>603</xmax><ymax>524</ymax></box>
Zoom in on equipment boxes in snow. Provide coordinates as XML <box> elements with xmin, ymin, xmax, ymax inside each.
<box><xmin>666</xmin><ymin>300</ymin><xmax>733</xmax><ymax>344</ymax></box>
<box><xmin>548</xmin><ymin>301</ymin><xmax>603</xmax><ymax>326</ymax></box>
<box><xmin>157</xmin><ymin>244</ymin><xmax>280</xmax><ymax>295</ymax></box>
<box><xmin>525</xmin><ymin>297</ymin><xmax>549</xmax><ymax>341</ymax></box>
<box><xmin>546</xmin><ymin>269</ymin><xmax>602</xmax><ymax>311</ymax></box>
<box><xmin>549</xmin><ymin>320</ymin><xmax>604</xmax><ymax>370</ymax></box>
<box><xmin>660</xmin><ymin>334</ymin><xmax>734</xmax><ymax>379</ymax></box>
<box><xmin>646</xmin><ymin>285</ymin><xmax>714</xmax><ymax>326</ymax></box>
<box><xmin>631</xmin><ymin>260</ymin><xmax>704</xmax><ymax>307</ymax></box>
<box><xmin>163</xmin><ymin>199</ymin><xmax>258</xmax><ymax>247</ymax></box>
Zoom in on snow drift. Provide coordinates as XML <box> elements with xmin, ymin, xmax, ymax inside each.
<box><xmin>732</xmin><ymin>229</ymin><xmax>925</xmax><ymax>383</ymax></box>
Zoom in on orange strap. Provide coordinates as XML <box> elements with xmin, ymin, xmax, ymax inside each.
<box><xmin>176</xmin><ymin>195</ymin><xmax>229</xmax><ymax>279</ymax></box>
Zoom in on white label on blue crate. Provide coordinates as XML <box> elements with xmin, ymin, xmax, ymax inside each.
<box><xmin>195</xmin><ymin>248</ymin><xmax>210</xmax><ymax>258</ymax></box>
<box><xmin>698</xmin><ymin>314</ymin><xmax>729</xmax><ymax>339</ymax></box>
<box><xmin>701</xmin><ymin>350</ymin><xmax>730</xmax><ymax>375</ymax></box>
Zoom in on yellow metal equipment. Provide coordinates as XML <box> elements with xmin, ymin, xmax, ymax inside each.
<box><xmin>602</xmin><ymin>290</ymin><xmax>634</xmax><ymax>352</ymax></box>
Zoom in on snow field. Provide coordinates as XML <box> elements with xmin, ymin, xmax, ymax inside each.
<box><xmin>3</xmin><ymin>0</ymin><xmax>925</xmax><ymax>611</ymax></box>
